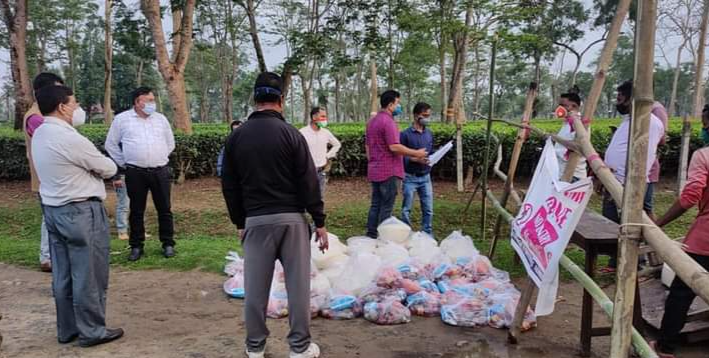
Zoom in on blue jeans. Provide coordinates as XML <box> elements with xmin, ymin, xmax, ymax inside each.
<box><xmin>401</xmin><ymin>173</ymin><xmax>433</xmax><ymax>235</ymax></box>
<box><xmin>115</xmin><ymin>178</ymin><xmax>130</xmax><ymax>234</ymax></box>
<box><xmin>366</xmin><ymin>176</ymin><xmax>400</xmax><ymax>238</ymax></box>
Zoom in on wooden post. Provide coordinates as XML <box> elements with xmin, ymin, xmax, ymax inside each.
<box><xmin>677</xmin><ymin>114</ymin><xmax>691</xmax><ymax>192</ymax></box>
<box><xmin>488</xmin><ymin>82</ymin><xmax>537</xmax><ymax>259</ymax></box>
<box><xmin>693</xmin><ymin>0</ymin><xmax>709</xmax><ymax>118</ymax></box>
<box><xmin>610</xmin><ymin>1</ymin><xmax>657</xmax><ymax>357</ymax></box>
<box><xmin>562</xmin><ymin>0</ymin><xmax>633</xmax><ymax>181</ymax></box>
<box><xmin>480</xmin><ymin>35</ymin><xmax>498</xmax><ymax>242</ymax></box>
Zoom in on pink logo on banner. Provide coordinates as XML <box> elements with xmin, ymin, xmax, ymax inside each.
<box><xmin>564</xmin><ymin>189</ymin><xmax>587</xmax><ymax>204</ymax></box>
<box><xmin>520</xmin><ymin>206</ymin><xmax>558</xmax><ymax>268</ymax></box>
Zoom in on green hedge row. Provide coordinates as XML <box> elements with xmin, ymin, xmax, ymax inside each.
<box><xmin>0</xmin><ymin>119</ymin><xmax>704</xmax><ymax>181</ymax></box>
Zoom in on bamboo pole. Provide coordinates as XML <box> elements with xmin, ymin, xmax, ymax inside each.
<box><xmin>610</xmin><ymin>1</ymin><xmax>657</xmax><ymax>356</ymax></box>
<box><xmin>693</xmin><ymin>0</ymin><xmax>709</xmax><ymax>119</ymax></box>
<box><xmin>486</xmin><ymin>191</ymin><xmax>658</xmax><ymax>358</ymax></box>
<box><xmin>677</xmin><ymin>114</ymin><xmax>691</xmax><ymax>192</ymax></box>
<box><xmin>480</xmin><ymin>35</ymin><xmax>498</xmax><ymax>242</ymax></box>
<box><xmin>561</xmin><ymin>0</ymin><xmax>633</xmax><ymax>181</ymax></box>
<box><xmin>489</xmin><ymin>82</ymin><xmax>537</xmax><ymax>259</ymax></box>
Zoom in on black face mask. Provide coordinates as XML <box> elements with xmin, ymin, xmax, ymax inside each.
<box><xmin>616</xmin><ymin>102</ymin><xmax>631</xmax><ymax>115</ymax></box>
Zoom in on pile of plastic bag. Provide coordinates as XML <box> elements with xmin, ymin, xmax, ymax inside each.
<box><xmin>222</xmin><ymin>217</ymin><xmax>536</xmax><ymax>331</ymax></box>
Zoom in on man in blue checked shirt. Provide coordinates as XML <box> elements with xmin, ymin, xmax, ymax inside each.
<box><xmin>400</xmin><ymin>102</ymin><xmax>434</xmax><ymax>235</ymax></box>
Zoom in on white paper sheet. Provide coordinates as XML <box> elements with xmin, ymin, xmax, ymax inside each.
<box><xmin>427</xmin><ymin>140</ymin><xmax>453</xmax><ymax>167</ymax></box>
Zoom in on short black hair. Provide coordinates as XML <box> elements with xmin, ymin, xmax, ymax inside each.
<box><xmin>254</xmin><ymin>72</ymin><xmax>283</xmax><ymax>104</ymax></box>
<box><xmin>230</xmin><ymin>120</ymin><xmax>242</xmax><ymax>130</ymax></box>
<box><xmin>36</xmin><ymin>85</ymin><xmax>74</xmax><ymax>115</ymax></box>
<box><xmin>617</xmin><ymin>80</ymin><xmax>633</xmax><ymax>98</ymax></box>
<box><xmin>413</xmin><ymin>102</ymin><xmax>432</xmax><ymax>115</ymax></box>
<box><xmin>33</xmin><ymin>72</ymin><xmax>64</xmax><ymax>92</ymax></box>
<box><xmin>310</xmin><ymin>107</ymin><xmax>322</xmax><ymax>118</ymax></box>
<box><xmin>131</xmin><ymin>86</ymin><xmax>153</xmax><ymax>105</ymax></box>
<box><xmin>380</xmin><ymin>90</ymin><xmax>400</xmax><ymax>108</ymax></box>
<box><xmin>560</xmin><ymin>92</ymin><xmax>581</xmax><ymax>106</ymax></box>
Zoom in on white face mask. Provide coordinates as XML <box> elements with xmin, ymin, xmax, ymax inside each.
<box><xmin>143</xmin><ymin>102</ymin><xmax>157</xmax><ymax>115</ymax></box>
<box><xmin>72</xmin><ymin>106</ymin><xmax>86</xmax><ymax>127</ymax></box>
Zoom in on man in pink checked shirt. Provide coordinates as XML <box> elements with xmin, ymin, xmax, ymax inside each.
<box><xmin>651</xmin><ymin>105</ymin><xmax>709</xmax><ymax>358</ymax></box>
<box><xmin>23</xmin><ymin>72</ymin><xmax>65</xmax><ymax>273</ymax></box>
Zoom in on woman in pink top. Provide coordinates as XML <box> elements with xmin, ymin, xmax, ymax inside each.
<box><xmin>652</xmin><ymin>106</ymin><xmax>709</xmax><ymax>358</ymax></box>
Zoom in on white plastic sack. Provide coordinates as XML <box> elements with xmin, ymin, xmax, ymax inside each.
<box><xmin>407</xmin><ymin>231</ymin><xmax>437</xmax><ymax>249</ymax></box>
<box><xmin>311</xmin><ymin>272</ymin><xmax>332</xmax><ymax>296</ymax></box>
<box><xmin>408</xmin><ymin>232</ymin><xmax>442</xmax><ymax>265</ymax></box>
<box><xmin>376</xmin><ymin>241</ymin><xmax>410</xmax><ymax>267</ymax></box>
<box><xmin>311</xmin><ymin>232</ymin><xmax>348</xmax><ymax>270</ymax></box>
<box><xmin>440</xmin><ymin>231</ymin><xmax>478</xmax><ymax>261</ymax></box>
<box><xmin>224</xmin><ymin>251</ymin><xmax>244</xmax><ymax>277</ymax></box>
<box><xmin>377</xmin><ymin>217</ymin><xmax>412</xmax><ymax>245</ymax></box>
<box><xmin>347</xmin><ymin>236</ymin><xmax>378</xmax><ymax>255</ymax></box>
<box><xmin>333</xmin><ymin>252</ymin><xmax>383</xmax><ymax>295</ymax></box>
<box><xmin>320</xmin><ymin>255</ymin><xmax>349</xmax><ymax>281</ymax></box>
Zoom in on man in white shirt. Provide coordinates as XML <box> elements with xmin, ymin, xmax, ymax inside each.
<box><xmin>105</xmin><ymin>87</ymin><xmax>176</xmax><ymax>261</ymax></box>
<box><xmin>601</xmin><ymin>80</ymin><xmax>664</xmax><ymax>272</ymax></box>
<box><xmin>299</xmin><ymin>107</ymin><xmax>341</xmax><ymax>196</ymax></box>
<box><xmin>32</xmin><ymin>85</ymin><xmax>123</xmax><ymax>347</ymax></box>
<box><xmin>554</xmin><ymin>91</ymin><xmax>587</xmax><ymax>182</ymax></box>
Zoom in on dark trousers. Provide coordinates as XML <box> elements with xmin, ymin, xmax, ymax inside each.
<box><xmin>658</xmin><ymin>252</ymin><xmax>709</xmax><ymax>353</ymax></box>
<box><xmin>43</xmin><ymin>200</ymin><xmax>110</xmax><ymax>341</ymax></box>
<box><xmin>366</xmin><ymin>176</ymin><xmax>400</xmax><ymax>238</ymax></box>
<box><xmin>125</xmin><ymin>166</ymin><xmax>175</xmax><ymax>249</ymax></box>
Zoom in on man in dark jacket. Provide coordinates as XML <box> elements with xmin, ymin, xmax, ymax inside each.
<box><xmin>221</xmin><ymin>72</ymin><xmax>327</xmax><ymax>358</ymax></box>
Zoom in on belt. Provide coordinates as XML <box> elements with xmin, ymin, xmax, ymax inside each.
<box><xmin>127</xmin><ymin>164</ymin><xmax>167</xmax><ymax>172</ymax></box>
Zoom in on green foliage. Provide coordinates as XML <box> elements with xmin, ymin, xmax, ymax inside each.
<box><xmin>2</xmin><ymin>118</ymin><xmax>706</xmax><ymax>181</ymax></box>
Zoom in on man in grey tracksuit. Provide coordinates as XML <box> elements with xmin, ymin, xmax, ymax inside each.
<box><xmin>221</xmin><ymin>72</ymin><xmax>328</xmax><ymax>358</ymax></box>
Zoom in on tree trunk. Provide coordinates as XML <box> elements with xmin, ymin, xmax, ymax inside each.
<box><xmin>103</xmin><ymin>0</ymin><xmax>114</xmax><ymax>124</ymax></box>
<box><xmin>693</xmin><ymin>0</ymin><xmax>709</xmax><ymax>118</ymax></box>
<box><xmin>439</xmin><ymin>36</ymin><xmax>447</xmax><ymax>121</ymax></box>
<box><xmin>446</xmin><ymin>1</ymin><xmax>473</xmax><ymax>123</ymax></box>
<box><xmin>369</xmin><ymin>53</ymin><xmax>378</xmax><ymax>115</ymax></box>
<box><xmin>301</xmin><ymin>74</ymin><xmax>312</xmax><ymax>123</ymax></box>
<box><xmin>171</xmin><ymin>7</ymin><xmax>182</xmax><ymax>63</ymax></box>
<box><xmin>1</xmin><ymin>0</ymin><xmax>32</xmax><ymax>130</ymax></box>
<box><xmin>137</xmin><ymin>60</ymin><xmax>144</xmax><ymax>86</ymax></box>
<box><xmin>387</xmin><ymin>0</ymin><xmax>394</xmax><ymax>88</ymax></box>
<box><xmin>243</xmin><ymin>0</ymin><xmax>266</xmax><ymax>73</ymax></box>
<box><xmin>335</xmin><ymin>72</ymin><xmax>341</xmax><ymax>122</ymax></box>
<box><xmin>668</xmin><ymin>41</ymin><xmax>685</xmax><ymax>117</ymax></box>
<box><xmin>141</xmin><ymin>0</ymin><xmax>196</xmax><ymax>134</ymax></box>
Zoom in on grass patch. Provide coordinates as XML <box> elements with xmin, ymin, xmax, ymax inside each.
<box><xmin>0</xmin><ymin>181</ymin><xmax>695</xmax><ymax>281</ymax></box>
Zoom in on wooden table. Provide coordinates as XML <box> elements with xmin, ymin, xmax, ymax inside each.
<box><xmin>569</xmin><ymin>210</ymin><xmax>645</xmax><ymax>357</ymax></box>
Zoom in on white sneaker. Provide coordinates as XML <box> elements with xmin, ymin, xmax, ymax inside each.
<box><xmin>244</xmin><ymin>348</ymin><xmax>265</xmax><ymax>358</ymax></box>
<box><xmin>290</xmin><ymin>343</ymin><xmax>320</xmax><ymax>358</ymax></box>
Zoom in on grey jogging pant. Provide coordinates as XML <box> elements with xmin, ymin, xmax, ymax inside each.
<box><xmin>42</xmin><ymin>200</ymin><xmax>111</xmax><ymax>342</ymax></box>
<box><xmin>243</xmin><ymin>213</ymin><xmax>311</xmax><ymax>354</ymax></box>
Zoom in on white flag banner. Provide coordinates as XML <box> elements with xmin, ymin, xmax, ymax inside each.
<box><xmin>510</xmin><ymin>138</ymin><xmax>593</xmax><ymax>316</ymax></box>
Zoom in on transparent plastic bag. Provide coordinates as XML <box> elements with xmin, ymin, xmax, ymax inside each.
<box><xmin>487</xmin><ymin>291</ymin><xmax>536</xmax><ymax>331</ymax></box>
<box><xmin>223</xmin><ymin>275</ymin><xmax>245</xmax><ymax>298</ymax></box>
<box><xmin>320</xmin><ymin>255</ymin><xmax>349</xmax><ymax>281</ymax></box>
<box><xmin>440</xmin><ymin>231</ymin><xmax>478</xmax><ymax>261</ymax></box>
<box><xmin>358</xmin><ymin>284</ymin><xmax>407</xmax><ymax>304</ymax></box>
<box><xmin>364</xmin><ymin>299</ymin><xmax>411</xmax><ymax>325</ymax></box>
<box><xmin>375</xmin><ymin>266</ymin><xmax>403</xmax><ymax>288</ymax></box>
<box><xmin>440</xmin><ymin>296</ymin><xmax>488</xmax><ymax>327</ymax></box>
<box><xmin>310</xmin><ymin>294</ymin><xmax>328</xmax><ymax>318</ymax></box>
<box><xmin>396</xmin><ymin>260</ymin><xmax>432</xmax><ymax>281</ymax></box>
<box><xmin>375</xmin><ymin>241</ymin><xmax>410</xmax><ymax>267</ymax></box>
<box><xmin>461</xmin><ymin>254</ymin><xmax>493</xmax><ymax>282</ymax></box>
<box><xmin>224</xmin><ymin>251</ymin><xmax>244</xmax><ymax>277</ymax></box>
<box><xmin>406</xmin><ymin>291</ymin><xmax>441</xmax><ymax>317</ymax></box>
<box><xmin>347</xmin><ymin>236</ymin><xmax>378</xmax><ymax>255</ymax></box>
<box><xmin>332</xmin><ymin>252</ymin><xmax>382</xmax><ymax>295</ymax></box>
<box><xmin>320</xmin><ymin>294</ymin><xmax>363</xmax><ymax>320</ymax></box>
<box><xmin>377</xmin><ymin>217</ymin><xmax>412</xmax><ymax>245</ymax></box>
<box><xmin>311</xmin><ymin>232</ymin><xmax>348</xmax><ymax>270</ymax></box>
<box><xmin>310</xmin><ymin>272</ymin><xmax>331</xmax><ymax>297</ymax></box>
<box><xmin>267</xmin><ymin>291</ymin><xmax>289</xmax><ymax>319</ymax></box>
<box><xmin>407</xmin><ymin>231</ymin><xmax>437</xmax><ymax>249</ymax></box>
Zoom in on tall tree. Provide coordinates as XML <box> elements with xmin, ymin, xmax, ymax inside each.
<box><xmin>141</xmin><ymin>0</ymin><xmax>196</xmax><ymax>133</ymax></box>
<box><xmin>104</xmin><ymin>0</ymin><xmax>114</xmax><ymax>124</ymax></box>
<box><xmin>0</xmin><ymin>0</ymin><xmax>32</xmax><ymax>130</ymax></box>
<box><xmin>693</xmin><ymin>0</ymin><xmax>709</xmax><ymax>117</ymax></box>
<box><xmin>238</xmin><ymin>0</ymin><xmax>267</xmax><ymax>72</ymax></box>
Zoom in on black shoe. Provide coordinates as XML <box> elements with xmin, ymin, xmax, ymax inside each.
<box><xmin>128</xmin><ymin>248</ymin><xmax>143</xmax><ymax>262</ymax></box>
<box><xmin>58</xmin><ymin>333</ymin><xmax>79</xmax><ymax>344</ymax></box>
<box><xmin>78</xmin><ymin>328</ymin><xmax>124</xmax><ymax>348</ymax></box>
<box><xmin>163</xmin><ymin>246</ymin><xmax>175</xmax><ymax>258</ymax></box>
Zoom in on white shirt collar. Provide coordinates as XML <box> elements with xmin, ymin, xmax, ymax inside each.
<box><xmin>44</xmin><ymin>116</ymin><xmax>77</xmax><ymax>132</ymax></box>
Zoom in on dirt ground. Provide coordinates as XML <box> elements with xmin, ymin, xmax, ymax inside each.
<box><xmin>0</xmin><ymin>178</ymin><xmax>706</xmax><ymax>358</ymax></box>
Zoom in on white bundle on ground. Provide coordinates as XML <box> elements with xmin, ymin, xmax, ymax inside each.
<box><xmin>332</xmin><ymin>252</ymin><xmax>382</xmax><ymax>295</ymax></box>
<box><xmin>347</xmin><ymin>236</ymin><xmax>378</xmax><ymax>254</ymax></box>
<box><xmin>377</xmin><ymin>217</ymin><xmax>412</xmax><ymax>245</ymax></box>
<box><xmin>223</xmin><ymin>251</ymin><xmax>244</xmax><ymax>277</ymax></box>
<box><xmin>440</xmin><ymin>231</ymin><xmax>478</xmax><ymax>261</ymax></box>
<box><xmin>311</xmin><ymin>232</ymin><xmax>348</xmax><ymax>270</ymax></box>
<box><xmin>375</xmin><ymin>240</ymin><xmax>410</xmax><ymax>267</ymax></box>
<box><xmin>407</xmin><ymin>232</ymin><xmax>443</xmax><ymax>265</ymax></box>
<box><xmin>320</xmin><ymin>255</ymin><xmax>349</xmax><ymax>281</ymax></box>
<box><xmin>223</xmin><ymin>252</ymin><xmax>245</xmax><ymax>298</ymax></box>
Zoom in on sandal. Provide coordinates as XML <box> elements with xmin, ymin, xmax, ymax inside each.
<box><xmin>598</xmin><ymin>266</ymin><xmax>616</xmax><ymax>274</ymax></box>
<box><xmin>649</xmin><ymin>341</ymin><xmax>676</xmax><ymax>358</ymax></box>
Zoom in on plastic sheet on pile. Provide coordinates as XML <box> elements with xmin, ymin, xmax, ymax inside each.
<box><xmin>221</xmin><ymin>218</ymin><xmax>536</xmax><ymax>330</ymax></box>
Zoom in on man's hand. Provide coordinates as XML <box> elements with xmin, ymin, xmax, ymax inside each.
<box><xmin>410</xmin><ymin>157</ymin><xmax>430</xmax><ymax>165</ymax></box>
<box><xmin>413</xmin><ymin>148</ymin><xmax>427</xmax><ymax>159</ymax></box>
<box><xmin>238</xmin><ymin>229</ymin><xmax>245</xmax><ymax>243</ymax></box>
<box><xmin>315</xmin><ymin>227</ymin><xmax>329</xmax><ymax>253</ymax></box>
<box><xmin>113</xmin><ymin>179</ymin><xmax>124</xmax><ymax>188</ymax></box>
